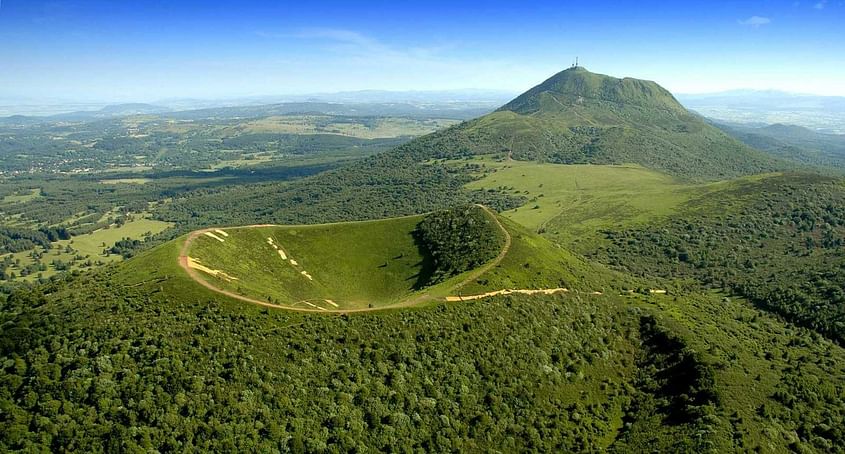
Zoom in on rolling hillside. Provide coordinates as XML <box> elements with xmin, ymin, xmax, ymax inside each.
<box><xmin>398</xmin><ymin>67</ymin><xmax>780</xmax><ymax>180</ymax></box>
<box><xmin>120</xmin><ymin>204</ymin><xmax>631</xmax><ymax>313</ymax></box>
<box><xmin>177</xmin><ymin>206</ymin><xmax>507</xmax><ymax>311</ymax></box>
<box><xmin>3</xmin><ymin>205</ymin><xmax>844</xmax><ymax>451</ymax></box>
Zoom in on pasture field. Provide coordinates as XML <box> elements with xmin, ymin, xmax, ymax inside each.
<box><xmin>4</xmin><ymin>215</ymin><xmax>172</xmax><ymax>281</ymax></box>
<box><xmin>0</xmin><ymin>188</ymin><xmax>42</xmax><ymax>204</ymax></box>
<box><xmin>464</xmin><ymin>160</ymin><xmax>774</xmax><ymax>250</ymax></box>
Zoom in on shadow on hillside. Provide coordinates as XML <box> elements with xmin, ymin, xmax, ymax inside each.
<box><xmin>409</xmin><ymin>224</ymin><xmax>437</xmax><ymax>290</ymax></box>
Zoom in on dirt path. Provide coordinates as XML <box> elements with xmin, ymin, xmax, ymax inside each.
<box><xmin>445</xmin><ymin>287</ymin><xmax>568</xmax><ymax>302</ymax></box>
<box><xmin>176</xmin><ymin>207</ymin><xmax>521</xmax><ymax>314</ymax></box>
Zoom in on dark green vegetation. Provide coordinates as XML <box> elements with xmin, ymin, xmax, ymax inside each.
<box><xmin>610</xmin><ymin>316</ymin><xmax>720</xmax><ymax>452</ymax></box>
<box><xmin>2</xmin><ymin>247</ymin><xmax>844</xmax><ymax>451</ymax></box>
<box><xmin>414</xmin><ymin>205</ymin><xmax>504</xmax><ymax>283</ymax></box>
<box><xmin>0</xmin><ymin>273</ymin><xmax>640</xmax><ymax>452</ymax></box>
<box><xmin>593</xmin><ymin>173</ymin><xmax>845</xmax><ymax>344</ymax></box>
<box><xmin>398</xmin><ymin>67</ymin><xmax>780</xmax><ymax>180</ymax></box>
<box><xmin>154</xmin><ymin>153</ymin><xmax>520</xmax><ymax>233</ymax></box>
<box><xmin>2</xmin><ymin>67</ymin><xmax>845</xmax><ymax>452</ymax></box>
<box><xmin>0</xmin><ymin>226</ymin><xmax>70</xmax><ymax>254</ymax></box>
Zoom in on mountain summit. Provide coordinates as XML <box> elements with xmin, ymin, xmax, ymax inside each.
<box><xmin>399</xmin><ymin>67</ymin><xmax>779</xmax><ymax>180</ymax></box>
<box><xmin>500</xmin><ymin>66</ymin><xmax>685</xmax><ymax>115</ymax></box>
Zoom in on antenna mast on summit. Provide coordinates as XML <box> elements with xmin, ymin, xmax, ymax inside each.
<box><xmin>575</xmin><ymin>57</ymin><xmax>579</xmax><ymax>67</ymax></box>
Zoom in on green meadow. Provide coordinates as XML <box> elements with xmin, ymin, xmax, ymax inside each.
<box><xmin>185</xmin><ymin>216</ymin><xmax>437</xmax><ymax>310</ymax></box>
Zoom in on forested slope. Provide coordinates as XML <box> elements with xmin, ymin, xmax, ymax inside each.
<box><xmin>592</xmin><ymin>173</ymin><xmax>845</xmax><ymax>343</ymax></box>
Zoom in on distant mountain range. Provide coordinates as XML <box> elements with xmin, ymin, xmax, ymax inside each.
<box><xmin>715</xmin><ymin>121</ymin><xmax>845</xmax><ymax>171</ymax></box>
<box><xmin>678</xmin><ymin>90</ymin><xmax>845</xmax><ymax>134</ymax></box>
<box><xmin>0</xmin><ymin>89</ymin><xmax>515</xmax><ymax>119</ymax></box>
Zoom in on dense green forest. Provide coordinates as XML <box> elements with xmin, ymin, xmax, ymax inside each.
<box><xmin>153</xmin><ymin>154</ymin><xmax>522</xmax><ymax>234</ymax></box>
<box><xmin>0</xmin><ymin>274</ymin><xmax>643</xmax><ymax>452</ymax></box>
<box><xmin>414</xmin><ymin>205</ymin><xmax>505</xmax><ymax>283</ymax></box>
<box><xmin>2</xmin><ymin>257</ymin><xmax>843</xmax><ymax>452</ymax></box>
<box><xmin>593</xmin><ymin>173</ymin><xmax>845</xmax><ymax>343</ymax></box>
<box><xmin>0</xmin><ymin>226</ymin><xmax>70</xmax><ymax>254</ymax></box>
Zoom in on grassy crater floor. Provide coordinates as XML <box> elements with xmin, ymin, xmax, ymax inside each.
<box><xmin>181</xmin><ymin>215</ymin><xmax>444</xmax><ymax>311</ymax></box>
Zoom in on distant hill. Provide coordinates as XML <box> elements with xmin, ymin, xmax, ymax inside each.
<box><xmin>716</xmin><ymin>121</ymin><xmax>845</xmax><ymax>171</ymax></box>
<box><xmin>679</xmin><ymin>90</ymin><xmax>845</xmax><ymax>134</ymax></box>
<box><xmin>161</xmin><ymin>101</ymin><xmax>496</xmax><ymax>121</ymax></box>
<box><xmin>397</xmin><ymin>67</ymin><xmax>780</xmax><ymax>180</ymax></box>
<box><xmin>0</xmin><ymin>101</ymin><xmax>496</xmax><ymax>124</ymax></box>
<box><xmin>46</xmin><ymin>103</ymin><xmax>170</xmax><ymax>120</ymax></box>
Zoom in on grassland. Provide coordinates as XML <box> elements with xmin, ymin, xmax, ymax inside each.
<box><xmin>464</xmin><ymin>160</ymin><xmax>690</xmax><ymax>246</ymax></box>
<box><xmin>0</xmin><ymin>188</ymin><xmax>42</xmax><ymax>204</ymax></box>
<box><xmin>463</xmin><ymin>159</ymin><xmax>778</xmax><ymax>251</ymax></box>
<box><xmin>183</xmin><ymin>216</ymin><xmax>443</xmax><ymax>310</ymax></box>
<box><xmin>457</xmin><ymin>216</ymin><xmax>639</xmax><ymax>295</ymax></box>
<box><xmin>4</xmin><ymin>215</ymin><xmax>172</xmax><ymax>281</ymax></box>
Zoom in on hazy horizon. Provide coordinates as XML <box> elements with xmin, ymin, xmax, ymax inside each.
<box><xmin>1</xmin><ymin>0</ymin><xmax>844</xmax><ymax>103</ymax></box>
<box><xmin>4</xmin><ymin>85</ymin><xmax>845</xmax><ymax>106</ymax></box>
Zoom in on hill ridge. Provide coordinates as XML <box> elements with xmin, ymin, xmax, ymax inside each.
<box><xmin>396</xmin><ymin>67</ymin><xmax>782</xmax><ymax>180</ymax></box>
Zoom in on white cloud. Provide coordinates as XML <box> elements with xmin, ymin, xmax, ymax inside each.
<box><xmin>738</xmin><ymin>16</ymin><xmax>772</xmax><ymax>27</ymax></box>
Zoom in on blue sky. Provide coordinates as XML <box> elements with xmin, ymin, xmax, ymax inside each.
<box><xmin>0</xmin><ymin>0</ymin><xmax>843</xmax><ymax>102</ymax></box>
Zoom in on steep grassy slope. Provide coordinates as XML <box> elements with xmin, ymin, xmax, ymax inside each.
<box><xmin>399</xmin><ymin>67</ymin><xmax>779</xmax><ymax>180</ymax></box>
<box><xmin>456</xmin><ymin>216</ymin><xmax>638</xmax><ymax>295</ymax></box>
<box><xmin>184</xmin><ymin>216</ymin><xmax>434</xmax><ymax>310</ymax></box>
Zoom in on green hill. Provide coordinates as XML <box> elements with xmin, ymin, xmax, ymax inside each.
<box><xmin>4</xmin><ymin>234</ymin><xmax>845</xmax><ymax>451</ymax></box>
<box><xmin>120</xmin><ymin>204</ymin><xmax>631</xmax><ymax>313</ymax></box>
<box><xmin>717</xmin><ymin>121</ymin><xmax>845</xmax><ymax>171</ymax></box>
<box><xmin>500</xmin><ymin>66</ymin><xmax>684</xmax><ymax>115</ymax></box>
<box><xmin>398</xmin><ymin>67</ymin><xmax>780</xmax><ymax>180</ymax></box>
<box><xmin>182</xmin><ymin>216</ymin><xmax>435</xmax><ymax>311</ymax></box>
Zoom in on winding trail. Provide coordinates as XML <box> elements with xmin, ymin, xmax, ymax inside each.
<box><xmin>175</xmin><ymin>206</ymin><xmax>594</xmax><ymax>314</ymax></box>
<box><xmin>446</xmin><ymin>287</ymin><xmax>568</xmax><ymax>302</ymax></box>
